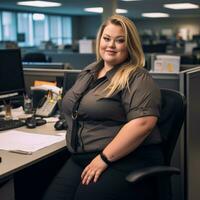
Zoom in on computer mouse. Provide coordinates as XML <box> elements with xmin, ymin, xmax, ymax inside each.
<box><xmin>54</xmin><ymin>119</ymin><xmax>67</xmax><ymax>130</ymax></box>
<box><xmin>25</xmin><ymin>117</ymin><xmax>37</xmax><ymax>129</ymax></box>
<box><xmin>36</xmin><ymin>118</ymin><xmax>47</xmax><ymax>126</ymax></box>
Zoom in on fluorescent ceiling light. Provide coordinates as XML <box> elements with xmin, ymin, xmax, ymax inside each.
<box><xmin>164</xmin><ymin>3</ymin><xmax>199</xmax><ymax>10</ymax></box>
<box><xmin>84</xmin><ymin>7</ymin><xmax>103</xmax><ymax>13</ymax></box>
<box><xmin>33</xmin><ymin>13</ymin><xmax>45</xmax><ymax>21</ymax></box>
<box><xmin>84</xmin><ymin>7</ymin><xmax>128</xmax><ymax>14</ymax></box>
<box><xmin>142</xmin><ymin>13</ymin><xmax>169</xmax><ymax>18</ymax></box>
<box><xmin>116</xmin><ymin>9</ymin><xmax>128</xmax><ymax>14</ymax></box>
<box><xmin>17</xmin><ymin>1</ymin><xmax>61</xmax><ymax>7</ymax></box>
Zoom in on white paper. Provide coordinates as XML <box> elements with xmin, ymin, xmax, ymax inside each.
<box><xmin>43</xmin><ymin>117</ymin><xmax>59</xmax><ymax>123</ymax></box>
<box><xmin>0</xmin><ymin>106</ymin><xmax>32</xmax><ymax>119</ymax></box>
<box><xmin>0</xmin><ymin>130</ymin><xmax>66</xmax><ymax>153</ymax></box>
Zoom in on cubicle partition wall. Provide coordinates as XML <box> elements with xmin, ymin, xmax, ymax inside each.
<box><xmin>23</xmin><ymin>68</ymin><xmax>81</xmax><ymax>95</ymax></box>
<box><xmin>22</xmin><ymin>62</ymin><xmax>68</xmax><ymax>69</ymax></box>
<box><xmin>45</xmin><ymin>52</ymin><xmax>96</xmax><ymax>69</ymax></box>
<box><xmin>150</xmin><ymin>71</ymin><xmax>184</xmax><ymax>200</ymax></box>
<box><xmin>23</xmin><ymin>68</ymin><xmax>66</xmax><ymax>94</ymax></box>
<box><xmin>22</xmin><ymin>50</ymin><xmax>96</xmax><ymax>69</ymax></box>
<box><xmin>151</xmin><ymin>72</ymin><xmax>180</xmax><ymax>90</ymax></box>
<box><xmin>150</xmin><ymin>66</ymin><xmax>200</xmax><ymax>200</ymax></box>
<box><xmin>23</xmin><ymin>66</ymin><xmax>200</xmax><ymax>200</ymax></box>
<box><xmin>185</xmin><ymin>68</ymin><xmax>200</xmax><ymax>200</ymax></box>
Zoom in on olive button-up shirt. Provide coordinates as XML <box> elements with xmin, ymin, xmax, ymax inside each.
<box><xmin>62</xmin><ymin>61</ymin><xmax>161</xmax><ymax>153</ymax></box>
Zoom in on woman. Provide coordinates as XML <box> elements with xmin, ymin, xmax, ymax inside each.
<box><xmin>43</xmin><ymin>14</ymin><xmax>163</xmax><ymax>200</ymax></box>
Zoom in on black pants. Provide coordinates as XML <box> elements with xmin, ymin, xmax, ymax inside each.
<box><xmin>42</xmin><ymin>145</ymin><xmax>163</xmax><ymax>200</ymax></box>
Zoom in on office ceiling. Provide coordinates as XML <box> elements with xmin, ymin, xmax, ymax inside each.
<box><xmin>0</xmin><ymin>0</ymin><xmax>199</xmax><ymax>19</ymax></box>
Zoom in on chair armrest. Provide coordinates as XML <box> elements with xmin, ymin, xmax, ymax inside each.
<box><xmin>126</xmin><ymin>166</ymin><xmax>180</xmax><ymax>183</ymax></box>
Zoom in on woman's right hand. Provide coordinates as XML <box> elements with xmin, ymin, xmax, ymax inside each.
<box><xmin>81</xmin><ymin>155</ymin><xmax>108</xmax><ymax>185</ymax></box>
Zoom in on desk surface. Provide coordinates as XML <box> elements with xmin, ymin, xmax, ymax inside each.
<box><xmin>0</xmin><ymin>123</ymin><xmax>66</xmax><ymax>180</ymax></box>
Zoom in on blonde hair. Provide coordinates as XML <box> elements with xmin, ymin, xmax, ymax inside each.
<box><xmin>96</xmin><ymin>14</ymin><xmax>145</xmax><ymax>96</ymax></box>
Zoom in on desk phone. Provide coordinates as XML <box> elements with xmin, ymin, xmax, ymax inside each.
<box><xmin>35</xmin><ymin>92</ymin><xmax>59</xmax><ymax>117</ymax></box>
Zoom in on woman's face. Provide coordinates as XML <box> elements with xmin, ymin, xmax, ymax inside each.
<box><xmin>99</xmin><ymin>23</ymin><xmax>129</xmax><ymax>68</ymax></box>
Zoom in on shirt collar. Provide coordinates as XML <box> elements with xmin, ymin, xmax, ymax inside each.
<box><xmin>83</xmin><ymin>59</ymin><xmax>128</xmax><ymax>81</ymax></box>
<box><xmin>106</xmin><ymin>64</ymin><xmax>122</xmax><ymax>80</ymax></box>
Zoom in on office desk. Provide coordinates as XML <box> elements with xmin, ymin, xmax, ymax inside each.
<box><xmin>0</xmin><ymin>123</ymin><xmax>67</xmax><ymax>200</ymax></box>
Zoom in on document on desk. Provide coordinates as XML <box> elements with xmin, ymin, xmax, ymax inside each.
<box><xmin>0</xmin><ymin>130</ymin><xmax>66</xmax><ymax>154</ymax></box>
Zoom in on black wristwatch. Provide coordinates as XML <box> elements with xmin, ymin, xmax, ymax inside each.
<box><xmin>100</xmin><ymin>152</ymin><xmax>112</xmax><ymax>166</ymax></box>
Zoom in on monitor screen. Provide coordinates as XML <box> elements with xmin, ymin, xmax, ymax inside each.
<box><xmin>63</xmin><ymin>70</ymin><xmax>81</xmax><ymax>95</ymax></box>
<box><xmin>0</xmin><ymin>49</ymin><xmax>25</xmax><ymax>101</ymax></box>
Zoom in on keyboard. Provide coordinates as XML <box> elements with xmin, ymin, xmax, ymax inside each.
<box><xmin>0</xmin><ymin>119</ymin><xmax>25</xmax><ymax>131</ymax></box>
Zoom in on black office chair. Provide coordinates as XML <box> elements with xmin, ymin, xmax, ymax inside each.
<box><xmin>23</xmin><ymin>52</ymin><xmax>47</xmax><ymax>62</ymax></box>
<box><xmin>180</xmin><ymin>55</ymin><xmax>198</xmax><ymax>64</ymax></box>
<box><xmin>126</xmin><ymin>88</ymin><xmax>186</xmax><ymax>200</ymax></box>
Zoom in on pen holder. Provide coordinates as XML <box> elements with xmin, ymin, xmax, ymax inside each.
<box><xmin>4</xmin><ymin>104</ymin><xmax>12</xmax><ymax>120</ymax></box>
<box><xmin>24</xmin><ymin>96</ymin><xmax>33</xmax><ymax>114</ymax></box>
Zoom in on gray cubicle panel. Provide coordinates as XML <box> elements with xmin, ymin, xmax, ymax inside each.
<box><xmin>150</xmin><ymin>71</ymin><xmax>184</xmax><ymax>200</ymax></box>
<box><xmin>150</xmin><ymin>72</ymin><xmax>180</xmax><ymax>91</ymax></box>
<box><xmin>23</xmin><ymin>68</ymin><xmax>76</xmax><ymax>95</ymax></box>
<box><xmin>45</xmin><ymin>52</ymin><xmax>96</xmax><ymax>69</ymax></box>
<box><xmin>149</xmin><ymin>65</ymin><xmax>198</xmax><ymax>92</ymax></box>
<box><xmin>150</xmin><ymin>66</ymin><xmax>200</xmax><ymax>200</ymax></box>
<box><xmin>22</xmin><ymin>62</ymin><xmax>70</xmax><ymax>69</ymax></box>
<box><xmin>185</xmin><ymin>68</ymin><xmax>200</xmax><ymax>200</ymax></box>
<box><xmin>180</xmin><ymin>64</ymin><xmax>199</xmax><ymax>71</ymax></box>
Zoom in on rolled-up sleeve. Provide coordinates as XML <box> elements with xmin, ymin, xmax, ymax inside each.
<box><xmin>122</xmin><ymin>68</ymin><xmax>161</xmax><ymax>122</ymax></box>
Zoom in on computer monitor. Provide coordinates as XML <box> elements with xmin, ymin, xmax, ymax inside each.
<box><xmin>0</xmin><ymin>49</ymin><xmax>25</xmax><ymax>104</ymax></box>
<box><xmin>63</xmin><ymin>69</ymin><xmax>81</xmax><ymax>95</ymax></box>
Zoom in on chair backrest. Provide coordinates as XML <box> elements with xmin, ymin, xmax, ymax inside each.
<box><xmin>23</xmin><ymin>52</ymin><xmax>47</xmax><ymax>62</ymax></box>
<box><xmin>158</xmin><ymin>89</ymin><xmax>186</xmax><ymax>165</ymax></box>
<box><xmin>63</xmin><ymin>70</ymin><xmax>81</xmax><ymax>95</ymax></box>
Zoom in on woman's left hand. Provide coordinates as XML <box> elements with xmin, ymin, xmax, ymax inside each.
<box><xmin>81</xmin><ymin>155</ymin><xmax>108</xmax><ymax>185</ymax></box>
